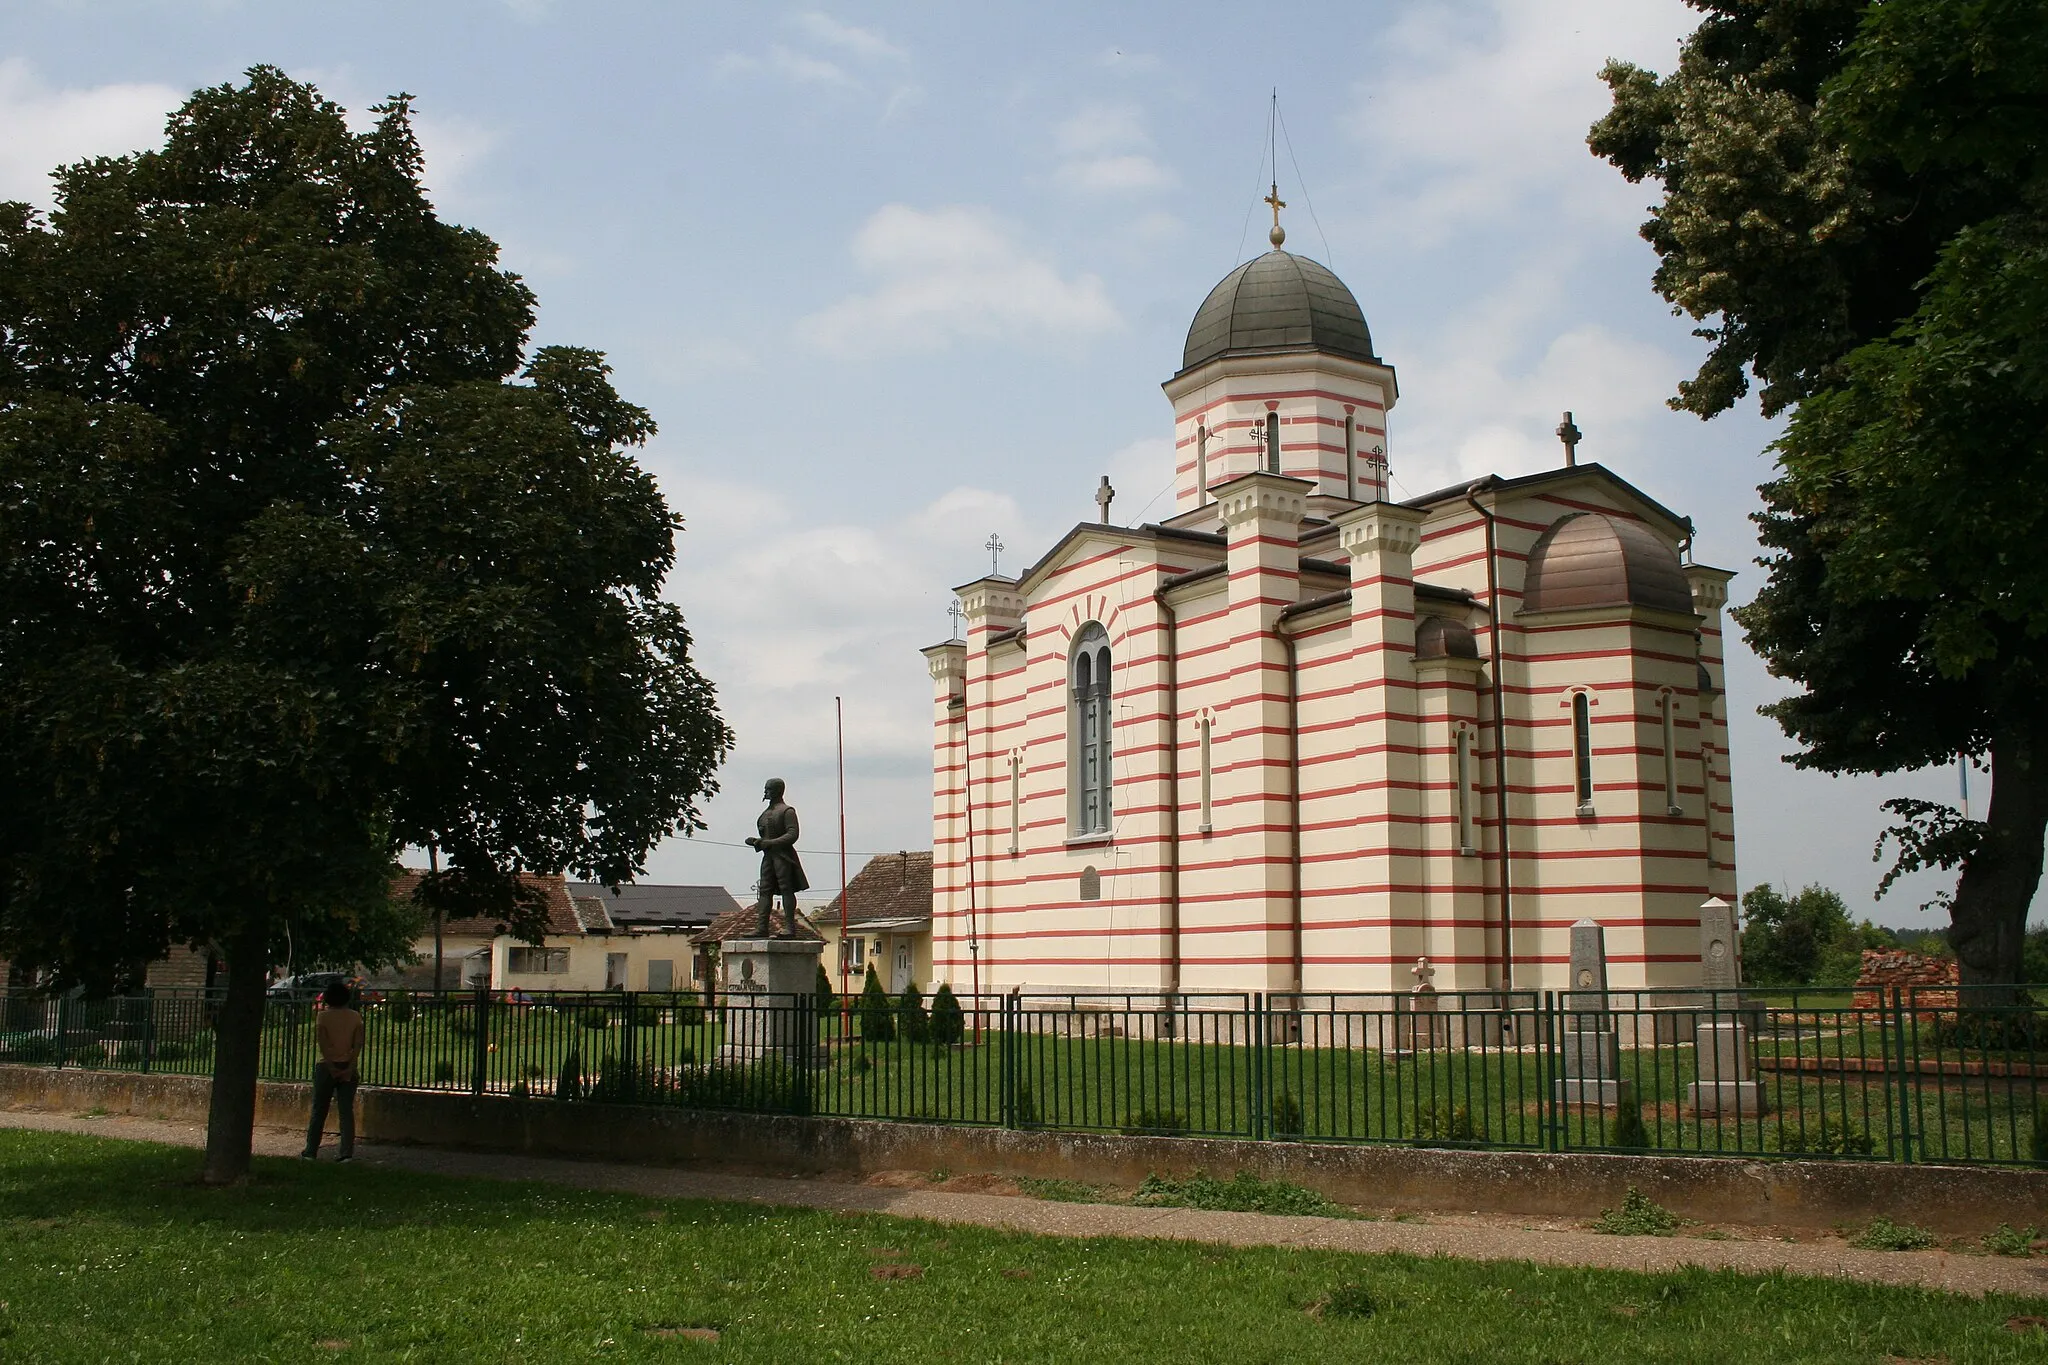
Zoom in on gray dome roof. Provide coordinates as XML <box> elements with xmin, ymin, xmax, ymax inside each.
<box><xmin>1521</xmin><ymin>513</ymin><xmax>1695</xmax><ymax>616</ymax></box>
<box><xmin>1181</xmin><ymin>250</ymin><xmax>1377</xmax><ymax>373</ymax></box>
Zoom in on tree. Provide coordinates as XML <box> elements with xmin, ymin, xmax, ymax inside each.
<box><xmin>814</xmin><ymin>960</ymin><xmax>835</xmax><ymax>1018</ymax></box>
<box><xmin>0</xmin><ymin>69</ymin><xmax>732</xmax><ymax>1182</ymax></box>
<box><xmin>928</xmin><ymin>982</ymin><xmax>964</xmax><ymax>1046</ymax></box>
<box><xmin>895</xmin><ymin>980</ymin><xmax>929</xmax><ymax>1044</ymax></box>
<box><xmin>1591</xmin><ymin>0</ymin><xmax>2048</xmax><ymax>989</ymax></box>
<box><xmin>857</xmin><ymin>965</ymin><xmax>894</xmax><ymax>1044</ymax></box>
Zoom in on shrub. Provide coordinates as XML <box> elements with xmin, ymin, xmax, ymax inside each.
<box><xmin>1270</xmin><ymin>1090</ymin><xmax>1304</xmax><ymax>1138</ymax></box>
<box><xmin>1853</xmin><ymin>1217</ymin><xmax>1936</xmax><ymax>1252</ymax></box>
<box><xmin>448</xmin><ymin>1005</ymin><xmax>476</xmax><ymax>1039</ymax></box>
<box><xmin>522</xmin><ymin>1062</ymin><xmax>545</xmax><ymax>1079</ymax></box>
<box><xmin>432</xmin><ymin>1059</ymin><xmax>456</xmax><ymax>1084</ymax></box>
<box><xmin>858</xmin><ymin>966</ymin><xmax>894</xmax><ymax>1044</ymax></box>
<box><xmin>1009</xmin><ymin>1079</ymin><xmax>1038</xmax><ymax>1127</ymax></box>
<box><xmin>153</xmin><ymin>1040</ymin><xmax>186</xmax><ymax>1063</ymax></box>
<box><xmin>387</xmin><ymin>991</ymin><xmax>415</xmax><ymax>1024</ymax></box>
<box><xmin>508</xmin><ymin>1080</ymin><xmax>530</xmax><ymax>1100</ymax></box>
<box><xmin>556</xmin><ymin>1051</ymin><xmax>582</xmax><ymax>1101</ymax></box>
<box><xmin>1983</xmin><ymin>1223</ymin><xmax>2038</xmax><ymax>1257</ymax></box>
<box><xmin>578</xmin><ymin>1006</ymin><xmax>612</xmax><ymax>1031</ymax></box>
<box><xmin>72</xmin><ymin>1042</ymin><xmax>108</xmax><ymax>1066</ymax></box>
<box><xmin>1591</xmin><ymin>1188</ymin><xmax>1679</xmax><ymax>1236</ymax></box>
<box><xmin>1411</xmin><ymin>1100</ymin><xmax>1481</xmax><ymax>1144</ymax></box>
<box><xmin>814</xmin><ymin>962</ymin><xmax>835</xmax><ymax>1018</ymax></box>
<box><xmin>1135</xmin><ymin>1171</ymin><xmax>1341</xmax><ymax>1217</ymax></box>
<box><xmin>675</xmin><ymin>993</ymin><xmax>705</xmax><ymax>1028</ymax></box>
<box><xmin>1120</xmin><ymin>1108</ymin><xmax>1189</xmax><ymax>1136</ymax></box>
<box><xmin>896</xmin><ymin>982</ymin><xmax>929</xmax><ymax>1043</ymax></box>
<box><xmin>1609</xmin><ymin>1102</ymin><xmax>1650</xmax><ymax>1149</ymax></box>
<box><xmin>627</xmin><ymin>1057</ymin><xmax>811</xmax><ymax>1115</ymax></box>
<box><xmin>928</xmin><ymin>983</ymin><xmax>964</xmax><ymax>1046</ymax></box>
<box><xmin>8</xmin><ymin>1035</ymin><xmax>57</xmax><ymax>1064</ymax></box>
<box><xmin>1317</xmin><ymin>1282</ymin><xmax>1378</xmax><ymax>1320</ymax></box>
<box><xmin>585</xmin><ymin>1054</ymin><xmax>634</xmax><ymax>1104</ymax></box>
<box><xmin>2034</xmin><ymin>1098</ymin><xmax>2048</xmax><ymax>1164</ymax></box>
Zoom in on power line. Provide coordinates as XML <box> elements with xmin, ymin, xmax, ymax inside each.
<box><xmin>1274</xmin><ymin>101</ymin><xmax>1333</xmax><ymax>269</ymax></box>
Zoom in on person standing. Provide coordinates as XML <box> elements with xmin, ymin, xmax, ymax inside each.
<box><xmin>302</xmin><ymin>981</ymin><xmax>365</xmax><ymax>1162</ymax></box>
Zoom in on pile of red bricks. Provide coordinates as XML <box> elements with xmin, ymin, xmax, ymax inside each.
<box><xmin>1852</xmin><ymin>949</ymin><xmax>1959</xmax><ymax>1011</ymax></box>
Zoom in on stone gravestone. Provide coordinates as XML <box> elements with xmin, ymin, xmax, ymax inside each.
<box><xmin>1687</xmin><ymin>896</ymin><xmax>1766</xmax><ymax>1114</ymax></box>
<box><xmin>1556</xmin><ymin>919</ymin><xmax>1627</xmax><ymax>1106</ymax></box>
<box><xmin>1395</xmin><ymin>956</ymin><xmax>1442</xmax><ymax>1053</ymax></box>
<box><xmin>719</xmin><ymin>937</ymin><xmax>826</xmax><ymax>1067</ymax></box>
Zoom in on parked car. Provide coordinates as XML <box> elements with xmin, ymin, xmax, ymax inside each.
<box><xmin>266</xmin><ymin>972</ymin><xmax>356</xmax><ymax>1003</ymax></box>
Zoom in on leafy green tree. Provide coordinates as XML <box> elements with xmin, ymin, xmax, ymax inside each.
<box><xmin>1740</xmin><ymin>884</ymin><xmax>1851</xmax><ymax>986</ymax></box>
<box><xmin>895</xmin><ymin>980</ymin><xmax>929</xmax><ymax>1043</ymax></box>
<box><xmin>928</xmin><ymin>982</ymin><xmax>964</xmax><ymax>1046</ymax></box>
<box><xmin>856</xmin><ymin>964</ymin><xmax>894</xmax><ymax>1044</ymax></box>
<box><xmin>814</xmin><ymin>961</ymin><xmax>835</xmax><ymax>1018</ymax></box>
<box><xmin>0</xmin><ymin>69</ymin><xmax>731</xmax><ymax>1182</ymax></box>
<box><xmin>1591</xmin><ymin>0</ymin><xmax>2048</xmax><ymax>990</ymax></box>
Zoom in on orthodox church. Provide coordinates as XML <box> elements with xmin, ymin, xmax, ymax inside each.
<box><xmin>921</xmin><ymin>210</ymin><xmax>1737</xmax><ymax>1002</ymax></box>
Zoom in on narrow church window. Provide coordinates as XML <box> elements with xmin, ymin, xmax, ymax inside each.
<box><xmin>1196</xmin><ymin>423</ymin><xmax>1209</xmax><ymax>504</ymax></box>
<box><xmin>1572</xmin><ymin>690</ymin><xmax>1594</xmax><ymax>814</ymax></box>
<box><xmin>1455</xmin><ymin>726</ymin><xmax>1474</xmax><ymax>853</ymax></box>
<box><xmin>1702</xmin><ymin>738</ymin><xmax>1719</xmax><ymax>868</ymax></box>
<box><xmin>1344</xmin><ymin>411</ymin><xmax>1357</xmax><ymax>499</ymax></box>
<box><xmin>1072</xmin><ymin>624</ymin><xmax>1113</xmax><ymax>834</ymax></box>
<box><xmin>1661</xmin><ymin>691</ymin><xmax>1680</xmax><ymax>815</ymax></box>
<box><xmin>1008</xmin><ymin>750</ymin><xmax>1021</xmax><ymax>856</ymax></box>
<box><xmin>1198</xmin><ymin>713</ymin><xmax>1213</xmax><ymax>833</ymax></box>
<box><xmin>1265</xmin><ymin>411</ymin><xmax>1281</xmax><ymax>474</ymax></box>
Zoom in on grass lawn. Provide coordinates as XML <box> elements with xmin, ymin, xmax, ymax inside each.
<box><xmin>3</xmin><ymin>1129</ymin><xmax>2047</xmax><ymax>1363</ymax></box>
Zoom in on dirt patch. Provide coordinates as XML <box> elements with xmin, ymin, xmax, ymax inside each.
<box><xmin>644</xmin><ymin>1326</ymin><xmax>720</xmax><ymax>1342</ymax></box>
<box><xmin>862</xmin><ymin>1168</ymin><xmax>1023</xmax><ymax>1196</ymax></box>
<box><xmin>871</xmin><ymin>1263</ymin><xmax>923</xmax><ymax>1281</ymax></box>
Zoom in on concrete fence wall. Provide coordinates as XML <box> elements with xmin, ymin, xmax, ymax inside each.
<box><xmin>4</xmin><ymin>1062</ymin><xmax>2043</xmax><ymax>1236</ymax></box>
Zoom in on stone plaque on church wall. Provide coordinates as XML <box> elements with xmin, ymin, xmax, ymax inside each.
<box><xmin>1078</xmin><ymin>866</ymin><xmax>1101</xmax><ymax>901</ymax></box>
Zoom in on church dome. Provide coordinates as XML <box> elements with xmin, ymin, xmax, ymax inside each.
<box><xmin>1414</xmin><ymin>615</ymin><xmax>1480</xmax><ymax>662</ymax></box>
<box><xmin>1180</xmin><ymin>249</ymin><xmax>1377</xmax><ymax>374</ymax></box>
<box><xmin>1521</xmin><ymin>513</ymin><xmax>1694</xmax><ymax>616</ymax></box>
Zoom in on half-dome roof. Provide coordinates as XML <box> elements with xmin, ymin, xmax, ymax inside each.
<box><xmin>1181</xmin><ymin>250</ymin><xmax>1377</xmax><ymax>373</ymax></box>
<box><xmin>1414</xmin><ymin>615</ymin><xmax>1480</xmax><ymax>662</ymax></box>
<box><xmin>1521</xmin><ymin>513</ymin><xmax>1694</xmax><ymax>616</ymax></box>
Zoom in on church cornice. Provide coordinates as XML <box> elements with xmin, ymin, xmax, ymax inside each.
<box><xmin>1407</xmin><ymin>463</ymin><xmax>1690</xmax><ymax>541</ymax></box>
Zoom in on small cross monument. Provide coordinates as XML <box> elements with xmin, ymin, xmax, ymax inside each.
<box><xmin>1095</xmin><ymin>475</ymin><xmax>1116</xmax><ymax>525</ymax></box>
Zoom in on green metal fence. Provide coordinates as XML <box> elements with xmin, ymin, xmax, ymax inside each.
<box><xmin>1</xmin><ymin>983</ymin><xmax>2040</xmax><ymax>1166</ymax></box>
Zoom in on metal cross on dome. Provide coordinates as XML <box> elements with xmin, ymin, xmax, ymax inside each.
<box><xmin>947</xmin><ymin>598</ymin><xmax>964</xmax><ymax>640</ymax></box>
<box><xmin>985</xmin><ymin>533</ymin><xmax>1005</xmax><ymax>577</ymax></box>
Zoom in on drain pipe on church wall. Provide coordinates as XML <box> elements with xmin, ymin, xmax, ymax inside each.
<box><xmin>1278</xmin><ymin>614</ymin><xmax>1305</xmax><ymax>996</ymax></box>
<box><xmin>1464</xmin><ymin>480</ymin><xmax>1515</xmax><ymax>995</ymax></box>
<box><xmin>1152</xmin><ymin>586</ymin><xmax>1183</xmax><ymax>1007</ymax></box>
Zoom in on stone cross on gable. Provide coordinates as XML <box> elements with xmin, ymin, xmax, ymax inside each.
<box><xmin>1095</xmin><ymin>475</ymin><xmax>1116</xmax><ymax>525</ymax></box>
<box><xmin>985</xmin><ymin>533</ymin><xmax>1005</xmax><ymax>577</ymax></box>
<box><xmin>947</xmin><ymin>598</ymin><xmax>964</xmax><ymax>640</ymax></box>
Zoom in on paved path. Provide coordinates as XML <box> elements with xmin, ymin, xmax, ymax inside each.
<box><xmin>6</xmin><ymin>1106</ymin><xmax>2046</xmax><ymax>1300</ymax></box>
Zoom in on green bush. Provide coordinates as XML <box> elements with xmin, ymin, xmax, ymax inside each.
<box><xmin>522</xmin><ymin>1062</ymin><xmax>545</xmax><ymax>1079</ymax></box>
<box><xmin>1983</xmin><ymin>1223</ymin><xmax>2038</xmax><ymax>1257</ymax></box>
<box><xmin>2033</xmin><ymin>1098</ymin><xmax>2048</xmax><ymax>1164</ymax></box>
<box><xmin>508</xmin><ymin>1080</ymin><xmax>530</xmax><ymax>1100</ymax></box>
<box><xmin>386</xmin><ymin>991</ymin><xmax>415</xmax><ymax>1024</ymax></box>
<box><xmin>7</xmin><ymin>1035</ymin><xmax>57</xmax><ymax>1064</ymax></box>
<box><xmin>431</xmin><ymin>1059</ymin><xmax>456</xmax><ymax>1084</ymax></box>
<box><xmin>578</xmin><ymin>1006</ymin><xmax>612</xmax><ymax>1031</ymax></box>
<box><xmin>1853</xmin><ymin>1217</ymin><xmax>1936</xmax><ymax>1251</ymax></box>
<box><xmin>675</xmin><ymin>993</ymin><xmax>705</xmax><ymax>1028</ymax></box>
<box><xmin>73</xmin><ymin>1042</ymin><xmax>108</xmax><ymax>1066</ymax></box>
<box><xmin>152</xmin><ymin>1040</ymin><xmax>186</xmax><ymax>1063</ymax></box>
<box><xmin>1411</xmin><ymin>1099</ymin><xmax>1482</xmax><ymax>1144</ymax></box>
<box><xmin>928</xmin><ymin>983</ymin><xmax>964</xmax><ymax>1046</ymax></box>
<box><xmin>448</xmin><ymin>1005</ymin><xmax>476</xmax><ymax>1039</ymax></box>
<box><xmin>1592</xmin><ymin>1188</ymin><xmax>1679</xmax><ymax>1236</ymax></box>
<box><xmin>896</xmin><ymin>982</ymin><xmax>929</xmax><ymax>1043</ymax></box>
<box><xmin>814</xmin><ymin>962</ymin><xmax>835</xmax><ymax>1018</ymax></box>
<box><xmin>556</xmin><ymin>1050</ymin><xmax>583</xmax><ymax>1101</ymax></box>
<box><xmin>1119</xmin><ymin>1108</ymin><xmax>1189</xmax><ymax>1136</ymax></box>
<box><xmin>1135</xmin><ymin>1171</ymin><xmax>1341</xmax><ymax>1217</ymax></box>
<box><xmin>1609</xmin><ymin>1102</ymin><xmax>1650</xmax><ymax>1149</ymax></box>
<box><xmin>1270</xmin><ymin>1090</ymin><xmax>1304</xmax><ymax>1138</ymax></box>
<box><xmin>1008</xmin><ymin>1079</ymin><xmax>1037</xmax><ymax>1127</ymax></box>
<box><xmin>857</xmin><ymin>966</ymin><xmax>894</xmax><ymax>1044</ymax></box>
<box><xmin>623</xmin><ymin>1057</ymin><xmax>811</xmax><ymax>1116</ymax></box>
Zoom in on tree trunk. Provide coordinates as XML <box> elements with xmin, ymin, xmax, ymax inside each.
<box><xmin>200</xmin><ymin>932</ymin><xmax>271</xmax><ymax>1185</ymax></box>
<box><xmin>1949</xmin><ymin>725</ymin><xmax>2048</xmax><ymax>1001</ymax></box>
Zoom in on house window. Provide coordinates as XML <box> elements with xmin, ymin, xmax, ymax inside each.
<box><xmin>1071</xmin><ymin>623</ymin><xmax>1113</xmax><ymax>834</ymax></box>
<box><xmin>507</xmin><ymin>947</ymin><xmax>568</xmax><ymax>975</ymax></box>
<box><xmin>1455</xmin><ymin>726</ymin><xmax>1475</xmax><ymax>854</ymax></box>
<box><xmin>1661</xmin><ymin>690</ymin><xmax>1680</xmax><ymax>815</ymax></box>
<box><xmin>1572</xmin><ymin>690</ymin><xmax>1594</xmax><ymax>814</ymax></box>
<box><xmin>842</xmin><ymin>935</ymin><xmax>866</xmax><ymax>971</ymax></box>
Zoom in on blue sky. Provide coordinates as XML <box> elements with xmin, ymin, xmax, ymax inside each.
<box><xmin>0</xmin><ymin>0</ymin><xmax>1982</xmax><ymax>928</ymax></box>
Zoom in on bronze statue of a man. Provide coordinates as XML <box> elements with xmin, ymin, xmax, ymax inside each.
<box><xmin>746</xmin><ymin>777</ymin><xmax>808</xmax><ymax>937</ymax></box>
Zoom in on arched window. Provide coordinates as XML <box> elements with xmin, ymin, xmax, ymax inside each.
<box><xmin>1265</xmin><ymin>411</ymin><xmax>1281</xmax><ymax>474</ymax></box>
<box><xmin>1071</xmin><ymin>624</ymin><xmax>1113</xmax><ymax>834</ymax></box>
<box><xmin>1196</xmin><ymin>423</ymin><xmax>1209</xmax><ymax>503</ymax></box>
<box><xmin>1572</xmin><ymin>690</ymin><xmax>1594</xmax><ymax>814</ymax></box>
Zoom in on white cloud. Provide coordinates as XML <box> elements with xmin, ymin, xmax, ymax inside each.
<box><xmin>1350</xmin><ymin>0</ymin><xmax>1693</xmax><ymax>241</ymax></box>
<box><xmin>1054</xmin><ymin>101</ymin><xmax>1176</xmax><ymax>195</ymax></box>
<box><xmin>0</xmin><ymin>59</ymin><xmax>180</xmax><ymax>208</ymax></box>
<box><xmin>787</xmin><ymin>11</ymin><xmax>906</xmax><ymax>63</ymax></box>
<box><xmin>717</xmin><ymin>46</ymin><xmax>857</xmax><ymax>89</ymax></box>
<box><xmin>797</xmin><ymin>204</ymin><xmax>1120</xmax><ymax>355</ymax></box>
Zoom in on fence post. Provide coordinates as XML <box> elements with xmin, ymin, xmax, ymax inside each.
<box><xmin>1540</xmin><ymin>992</ymin><xmax>1558</xmax><ymax>1153</ymax></box>
<box><xmin>1891</xmin><ymin>986</ymin><xmax>1915</xmax><ymax>1163</ymax></box>
<box><xmin>622</xmin><ymin>991</ymin><xmax>639</xmax><ymax>1106</ymax></box>
<box><xmin>140</xmin><ymin>988</ymin><xmax>155</xmax><ymax>1075</ymax></box>
<box><xmin>55</xmin><ymin>994</ymin><xmax>70</xmax><ymax>1069</ymax></box>
<box><xmin>471</xmin><ymin>983</ymin><xmax>491</xmax><ymax>1097</ymax></box>
<box><xmin>1250</xmin><ymin>994</ymin><xmax>1267</xmax><ymax>1141</ymax></box>
<box><xmin>999</xmin><ymin>993</ymin><xmax>1015</xmax><ymax>1128</ymax></box>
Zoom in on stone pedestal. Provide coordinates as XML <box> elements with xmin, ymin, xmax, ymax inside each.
<box><xmin>1687</xmin><ymin>1020</ymin><xmax>1767</xmax><ymax>1114</ymax></box>
<box><xmin>718</xmin><ymin>938</ymin><xmax>825</xmax><ymax>1067</ymax></box>
<box><xmin>1557</xmin><ymin>1026</ymin><xmax>1630</xmax><ymax>1106</ymax></box>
